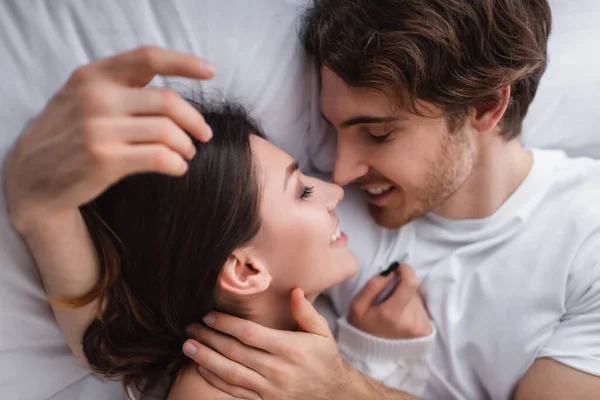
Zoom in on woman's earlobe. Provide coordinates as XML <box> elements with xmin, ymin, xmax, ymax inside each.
<box><xmin>218</xmin><ymin>253</ymin><xmax>271</xmax><ymax>296</ymax></box>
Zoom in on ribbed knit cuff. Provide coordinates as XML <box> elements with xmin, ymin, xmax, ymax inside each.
<box><xmin>337</xmin><ymin>315</ymin><xmax>436</xmax><ymax>362</ymax></box>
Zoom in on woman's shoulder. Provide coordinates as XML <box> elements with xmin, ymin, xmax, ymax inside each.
<box><xmin>167</xmin><ymin>365</ymin><xmax>231</xmax><ymax>400</ymax></box>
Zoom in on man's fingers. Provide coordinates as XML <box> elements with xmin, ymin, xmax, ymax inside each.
<box><xmin>290</xmin><ymin>288</ymin><xmax>332</xmax><ymax>338</ymax></box>
<box><xmin>182</xmin><ymin>339</ymin><xmax>267</xmax><ymax>394</ymax></box>
<box><xmin>350</xmin><ymin>273</ymin><xmax>397</xmax><ymax>317</ymax></box>
<box><xmin>189</xmin><ymin>325</ymin><xmax>272</xmax><ymax>373</ymax></box>
<box><xmin>199</xmin><ymin>313</ymin><xmax>283</xmax><ymax>354</ymax></box>
<box><xmin>121</xmin><ymin>88</ymin><xmax>213</xmax><ymax>142</ymax></box>
<box><xmin>117</xmin><ymin>144</ymin><xmax>189</xmax><ymax>177</ymax></box>
<box><xmin>95</xmin><ymin>46</ymin><xmax>216</xmax><ymax>87</ymax></box>
<box><xmin>197</xmin><ymin>367</ymin><xmax>262</xmax><ymax>400</ymax></box>
<box><xmin>384</xmin><ymin>264</ymin><xmax>420</xmax><ymax>311</ymax></box>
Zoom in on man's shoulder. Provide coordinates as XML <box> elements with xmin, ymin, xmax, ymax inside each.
<box><xmin>535</xmin><ymin>149</ymin><xmax>600</xmax><ymax>218</ymax></box>
<box><xmin>534</xmin><ymin>150</ymin><xmax>600</xmax><ymax>263</ymax></box>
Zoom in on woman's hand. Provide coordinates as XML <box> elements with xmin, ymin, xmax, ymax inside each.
<box><xmin>347</xmin><ymin>264</ymin><xmax>432</xmax><ymax>339</ymax></box>
<box><xmin>3</xmin><ymin>46</ymin><xmax>215</xmax><ymax>235</ymax></box>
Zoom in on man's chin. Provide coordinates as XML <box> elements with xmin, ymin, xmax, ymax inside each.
<box><xmin>368</xmin><ymin>204</ymin><xmax>416</xmax><ymax>229</ymax></box>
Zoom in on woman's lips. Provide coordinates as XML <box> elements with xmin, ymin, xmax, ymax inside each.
<box><xmin>330</xmin><ymin>231</ymin><xmax>348</xmax><ymax>247</ymax></box>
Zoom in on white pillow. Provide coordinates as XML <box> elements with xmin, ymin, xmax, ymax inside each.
<box><xmin>0</xmin><ymin>1</ymin><xmax>319</xmax><ymax>399</ymax></box>
<box><xmin>521</xmin><ymin>0</ymin><xmax>600</xmax><ymax>157</ymax></box>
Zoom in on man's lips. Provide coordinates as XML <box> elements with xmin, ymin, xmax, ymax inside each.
<box><xmin>361</xmin><ymin>184</ymin><xmax>396</xmax><ymax>206</ymax></box>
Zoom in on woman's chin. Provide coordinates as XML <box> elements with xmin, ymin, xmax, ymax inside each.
<box><xmin>323</xmin><ymin>253</ymin><xmax>360</xmax><ymax>292</ymax></box>
<box><xmin>338</xmin><ymin>253</ymin><xmax>359</xmax><ymax>281</ymax></box>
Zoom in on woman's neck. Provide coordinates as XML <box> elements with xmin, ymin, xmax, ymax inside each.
<box><xmin>245</xmin><ymin>291</ymin><xmax>299</xmax><ymax>330</ymax></box>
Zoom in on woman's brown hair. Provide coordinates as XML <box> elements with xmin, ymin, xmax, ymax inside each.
<box><xmin>302</xmin><ymin>0</ymin><xmax>552</xmax><ymax>139</ymax></box>
<box><xmin>77</xmin><ymin>100</ymin><xmax>265</xmax><ymax>392</ymax></box>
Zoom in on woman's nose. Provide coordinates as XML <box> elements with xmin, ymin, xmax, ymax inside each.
<box><xmin>324</xmin><ymin>182</ymin><xmax>344</xmax><ymax>213</ymax></box>
<box><xmin>333</xmin><ymin>139</ymin><xmax>369</xmax><ymax>186</ymax></box>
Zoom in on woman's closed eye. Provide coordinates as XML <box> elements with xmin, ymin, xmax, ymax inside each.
<box><xmin>300</xmin><ymin>185</ymin><xmax>314</xmax><ymax>201</ymax></box>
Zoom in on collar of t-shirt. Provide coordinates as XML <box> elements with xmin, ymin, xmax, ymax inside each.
<box><xmin>417</xmin><ymin>149</ymin><xmax>561</xmax><ymax>242</ymax></box>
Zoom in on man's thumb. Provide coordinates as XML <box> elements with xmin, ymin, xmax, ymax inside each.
<box><xmin>290</xmin><ymin>288</ymin><xmax>332</xmax><ymax>337</ymax></box>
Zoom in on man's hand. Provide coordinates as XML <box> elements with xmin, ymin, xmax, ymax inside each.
<box><xmin>348</xmin><ymin>264</ymin><xmax>432</xmax><ymax>339</ymax></box>
<box><xmin>3</xmin><ymin>46</ymin><xmax>215</xmax><ymax>235</ymax></box>
<box><xmin>183</xmin><ymin>289</ymin><xmax>354</xmax><ymax>400</ymax></box>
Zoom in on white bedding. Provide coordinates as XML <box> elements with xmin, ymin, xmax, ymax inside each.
<box><xmin>0</xmin><ymin>1</ymin><xmax>599</xmax><ymax>399</ymax></box>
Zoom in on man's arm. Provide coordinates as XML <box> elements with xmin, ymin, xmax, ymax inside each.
<box><xmin>513</xmin><ymin>231</ymin><xmax>600</xmax><ymax>400</ymax></box>
<box><xmin>183</xmin><ymin>288</ymin><xmax>423</xmax><ymax>400</ymax></box>
<box><xmin>341</xmin><ymin>367</ymin><xmax>422</xmax><ymax>400</ymax></box>
<box><xmin>513</xmin><ymin>358</ymin><xmax>600</xmax><ymax>400</ymax></box>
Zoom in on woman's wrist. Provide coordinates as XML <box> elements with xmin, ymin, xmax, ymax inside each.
<box><xmin>14</xmin><ymin>207</ymin><xmax>83</xmax><ymax>245</ymax></box>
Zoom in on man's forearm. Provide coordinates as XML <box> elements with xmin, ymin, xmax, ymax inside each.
<box><xmin>343</xmin><ymin>364</ymin><xmax>422</xmax><ymax>400</ymax></box>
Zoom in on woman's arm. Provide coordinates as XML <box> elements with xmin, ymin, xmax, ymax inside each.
<box><xmin>17</xmin><ymin>209</ymin><xmax>101</xmax><ymax>363</ymax></box>
<box><xmin>317</xmin><ymin>274</ymin><xmax>434</xmax><ymax>397</ymax></box>
<box><xmin>3</xmin><ymin>47</ymin><xmax>216</xmax><ymax>363</ymax></box>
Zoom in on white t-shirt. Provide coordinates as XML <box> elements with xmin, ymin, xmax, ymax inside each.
<box><xmin>329</xmin><ymin>148</ymin><xmax>600</xmax><ymax>400</ymax></box>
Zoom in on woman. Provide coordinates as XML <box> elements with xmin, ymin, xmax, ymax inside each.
<box><xmin>6</xmin><ymin>98</ymin><xmax>431</xmax><ymax>399</ymax></box>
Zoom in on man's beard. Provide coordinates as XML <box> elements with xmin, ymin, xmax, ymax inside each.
<box><xmin>370</xmin><ymin>129</ymin><xmax>474</xmax><ymax>229</ymax></box>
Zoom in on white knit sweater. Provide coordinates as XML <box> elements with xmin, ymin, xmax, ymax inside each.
<box><xmin>315</xmin><ymin>296</ymin><xmax>435</xmax><ymax>397</ymax></box>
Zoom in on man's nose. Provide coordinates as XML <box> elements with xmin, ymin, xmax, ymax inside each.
<box><xmin>333</xmin><ymin>139</ymin><xmax>369</xmax><ymax>186</ymax></box>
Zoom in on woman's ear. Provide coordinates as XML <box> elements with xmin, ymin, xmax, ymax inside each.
<box><xmin>471</xmin><ymin>86</ymin><xmax>511</xmax><ymax>134</ymax></box>
<box><xmin>219</xmin><ymin>250</ymin><xmax>271</xmax><ymax>297</ymax></box>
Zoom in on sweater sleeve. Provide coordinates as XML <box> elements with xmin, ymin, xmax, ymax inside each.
<box><xmin>336</xmin><ymin>316</ymin><xmax>436</xmax><ymax>397</ymax></box>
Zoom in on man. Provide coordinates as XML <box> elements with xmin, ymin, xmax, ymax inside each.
<box><xmin>181</xmin><ymin>0</ymin><xmax>600</xmax><ymax>399</ymax></box>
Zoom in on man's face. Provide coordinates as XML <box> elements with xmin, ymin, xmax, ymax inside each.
<box><xmin>320</xmin><ymin>67</ymin><xmax>475</xmax><ymax>228</ymax></box>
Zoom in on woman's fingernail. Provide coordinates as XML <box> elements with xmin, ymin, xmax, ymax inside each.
<box><xmin>198</xmin><ymin>366</ymin><xmax>207</xmax><ymax>375</ymax></box>
<box><xmin>203</xmin><ymin>313</ymin><xmax>216</xmax><ymax>325</ymax></box>
<box><xmin>201</xmin><ymin>61</ymin><xmax>217</xmax><ymax>75</ymax></box>
<box><xmin>380</xmin><ymin>261</ymin><xmax>400</xmax><ymax>277</ymax></box>
<box><xmin>205</xmin><ymin>125</ymin><xmax>213</xmax><ymax>140</ymax></box>
<box><xmin>183</xmin><ymin>342</ymin><xmax>197</xmax><ymax>356</ymax></box>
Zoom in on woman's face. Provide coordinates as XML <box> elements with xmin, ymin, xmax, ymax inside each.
<box><xmin>250</xmin><ymin>136</ymin><xmax>358</xmax><ymax>300</ymax></box>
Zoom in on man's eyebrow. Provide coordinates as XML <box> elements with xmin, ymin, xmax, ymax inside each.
<box><xmin>320</xmin><ymin>112</ymin><xmax>405</xmax><ymax>128</ymax></box>
<box><xmin>284</xmin><ymin>161</ymin><xmax>299</xmax><ymax>191</ymax></box>
<box><xmin>339</xmin><ymin>115</ymin><xmax>405</xmax><ymax>128</ymax></box>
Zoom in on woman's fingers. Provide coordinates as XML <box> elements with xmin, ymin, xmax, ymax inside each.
<box><xmin>350</xmin><ymin>273</ymin><xmax>397</xmax><ymax>316</ymax></box>
<box><xmin>116</xmin><ymin>144</ymin><xmax>189</xmax><ymax>177</ymax></box>
<box><xmin>385</xmin><ymin>264</ymin><xmax>420</xmax><ymax>311</ymax></box>
<box><xmin>86</xmin><ymin>46</ymin><xmax>217</xmax><ymax>87</ymax></box>
<box><xmin>182</xmin><ymin>339</ymin><xmax>268</xmax><ymax>395</ymax></box>
<box><xmin>109</xmin><ymin>116</ymin><xmax>196</xmax><ymax>160</ymax></box>
<box><xmin>120</xmin><ymin>87</ymin><xmax>213</xmax><ymax>142</ymax></box>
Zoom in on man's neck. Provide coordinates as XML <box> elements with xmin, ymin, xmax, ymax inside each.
<box><xmin>433</xmin><ymin>136</ymin><xmax>533</xmax><ymax>220</ymax></box>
